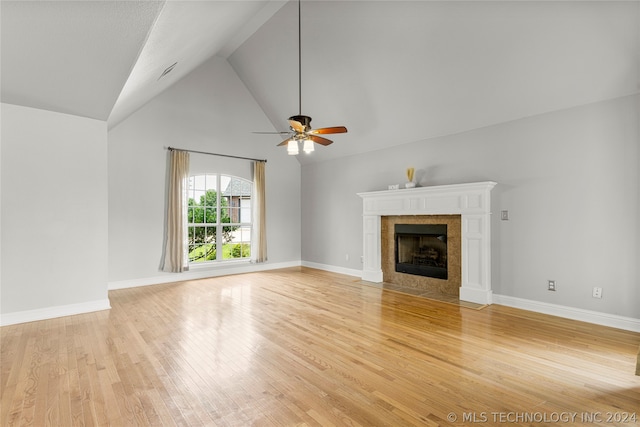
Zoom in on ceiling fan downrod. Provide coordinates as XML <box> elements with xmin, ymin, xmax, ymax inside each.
<box><xmin>298</xmin><ymin>0</ymin><xmax>302</xmax><ymax>116</ymax></box>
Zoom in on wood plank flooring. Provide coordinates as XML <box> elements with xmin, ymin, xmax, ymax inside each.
<box><xmin>2</xmin><ymin>267</ymin><xmax>639</xmax><ymax>426</ymax></box>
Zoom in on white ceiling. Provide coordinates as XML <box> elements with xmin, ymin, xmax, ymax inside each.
<box><xmin>108</xmin><ymin>0</ymin><xmax>287</xmax><ymax>127</ymax></box>
<box><xmin>231</xmin><ymin>0</ymin><xmax>640</xmax><ymax>164</ymax></box>
<box><xmin>1</xmin><ymin>0</ymin><xmax>166</xmax><ymax>120</ymax></box>
<box><xmin>1</xmin><ymin>0</ymin><xmax>285</xmax><ymax>125</ymax></box>
<box><xmin>2</xmin><ymin>1</ymin><xmax>638</xmax><ymax>165</ymax></box>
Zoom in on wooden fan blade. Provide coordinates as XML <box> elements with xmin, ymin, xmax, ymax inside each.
<box><xmin>277</xmin><ymin>137</ymin><xmax>293</xmax><ymax>146</ymax></box>
<box><xmin>289</xmin><ymin>119</ymin><xmax>306</xmax><ymax>133</ymax></box>
<box><xmin>309</xmin><ymin>126</ymin><xmax>347</xmax><ymax>135</ymax></box>
<box><xmin>309</xmin><ymin>135</ymin><xmax>333</xmax><ymax>146</ymax></box>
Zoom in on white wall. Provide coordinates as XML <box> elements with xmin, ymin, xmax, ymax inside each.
<box><xmin>108</xmin><ymin>56</ymin><xmax>301</xmax><ymax>286</ymax></box>
<box><xmin>1</xmin><ymin>103</ymin><xmax>110</xmax><ymax>323</ymax></box>
<box><xmin>301</xmin><ymin>95</ymin><xmax>639</xmax><ymax>320</ymax></box>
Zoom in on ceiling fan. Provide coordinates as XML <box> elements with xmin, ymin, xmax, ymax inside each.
<box><xmin>254</xmin><ymin>0</ymin><xmax>347</xmax><ymax>155</ymax></box>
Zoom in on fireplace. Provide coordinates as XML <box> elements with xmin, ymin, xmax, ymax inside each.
<box><xmin>395</xmin><ymin>224</ymin><xmax>448</xmax><ymax>279</ymax></box>
<box><xmin>358</xmin><ymin>181</ymin><xmax>497</xmax><ymax>304</ymax></box>
<box><xmin>382</xmin><ymin>215</ymin><xmax>460</xmax><ymax>295</ymax></box>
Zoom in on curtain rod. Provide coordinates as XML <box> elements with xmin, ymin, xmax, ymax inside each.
<box><xmin>167</xmin><ymin>146</ymin><xmax>267</xmax><ymax>163</ymax></box>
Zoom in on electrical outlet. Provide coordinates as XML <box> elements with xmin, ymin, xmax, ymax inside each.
<box><xmin>345</xmin><ymin>254</ymin><xmax>350</xmax><ymax>261</ymax></box>
<box><xmin>501</xmin><ymin>210</ymin><xmax>509</xmax><ymax>220</ymax></box>
<box><xmin>548</xmin><ymin>280</ymin><xmax>556</xmax><ymax>291</ymax></box>
<box><xmin>592</xmin><ymin>287</ymin><xmax>602</xmax><ymax>299</ymax></box>
<box><xmin>360</xmin><ymin>256</ymin><xmax>364</xmax><ymax>263</ymax></box>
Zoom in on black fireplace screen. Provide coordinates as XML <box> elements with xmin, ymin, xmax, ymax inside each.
<box><xmin>395</xmin><ymin>224</ymin><xmax>448</xmax><ymax>280</ymax></box>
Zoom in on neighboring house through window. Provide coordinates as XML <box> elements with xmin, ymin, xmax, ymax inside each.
<box><xmin>187</xmin><ymin>174</ymin><xmax>252</xmax><ymax>263</ymax></box>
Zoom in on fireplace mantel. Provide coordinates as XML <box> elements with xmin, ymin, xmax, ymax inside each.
<box><xmin>357</xmin><ymin>181</ymin><xmax>497</xmax><ymax>304</ymax></box>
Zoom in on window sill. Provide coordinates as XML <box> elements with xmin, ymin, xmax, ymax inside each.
<box><xmin>188</xmin><ymin>259</ymin><xmax>252</xmax><ymax>270</ymax></box>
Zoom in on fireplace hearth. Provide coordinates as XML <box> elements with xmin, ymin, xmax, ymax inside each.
<box><xmin>395</xmin><ymin>224</ymin><xmax>448</xmax><ymax>279</ymax></box>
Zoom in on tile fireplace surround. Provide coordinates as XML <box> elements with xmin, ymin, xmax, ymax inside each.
<box><xmin>358</xmin><ymin>182</ymin><xmax>497</xmax><ymax>305</ymax></box>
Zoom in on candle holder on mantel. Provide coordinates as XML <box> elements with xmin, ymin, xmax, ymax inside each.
<box><xmin>405</xmin><ymin>167</ymin><xmax>416</xmax><ymax>188</ymax></box>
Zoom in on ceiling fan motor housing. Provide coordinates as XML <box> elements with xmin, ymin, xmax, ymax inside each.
<box><xmin>289</xmin><ymin>115</ymin><xmax>312</xmax><ymax>131</ymax></box>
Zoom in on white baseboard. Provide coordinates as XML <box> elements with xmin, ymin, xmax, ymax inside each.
<box><xmin>108</xmin><ymin>260</ymin><xmax>302</xmax><ymax>290</ymax></box>
<box><xmin>0</xmin><ymin>299</ymin><xmax>111</xmax><ymax>327</ymax></box>
<box><xmin>361</xmin><ymin>269</ymin><xmax>384</xmax><ymax>283</ymax></box>
<box><xmin>493</xmin><ymin>294</ymin><xmax>640</xmax><ymax>333</ymax></box>
<box><xmin>299</xmin><ymin>263</ymin><xmax>640</xmax><ymax>333</ymax></box>
<box><xmin>459</xmin><ymin>287</ymin><xmax>493</xmax><ymax>305</ymax></box>
<box><xmin>301</xmin><ymin>261</ymin><xmax>362</xmax><ymax>278</ymax></box>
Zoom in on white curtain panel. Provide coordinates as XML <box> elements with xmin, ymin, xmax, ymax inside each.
<box><xmin>252</xmin><ymin>161</ymin><xmax>267</xmax><ymax>263</ymax></box>
<box><xmin>161</xmin><ymin>150</ymin><xmax>190</xmax><ymax>272</ymax></box>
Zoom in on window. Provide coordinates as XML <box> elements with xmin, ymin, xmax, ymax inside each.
<box><xmin>187</xmin><ymin>174</ymin><xmax>252</xmax><ymax>263</ymax></box>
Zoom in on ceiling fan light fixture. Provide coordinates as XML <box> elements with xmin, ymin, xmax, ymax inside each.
<box><xmin>303</xmin><ymin>138</ymin><xmax>314</xmax><ymax>154</ymax></box>
<box><xmin>287</xmin><ymin>139</ymin><xmax>299</xmax><ymax>155</ymax></box>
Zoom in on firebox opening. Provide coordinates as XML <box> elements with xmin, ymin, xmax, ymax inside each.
<box><xmin>395</xmin><ymin>224</ymin><xmax>448</xmax><ymax>280</ymax></box>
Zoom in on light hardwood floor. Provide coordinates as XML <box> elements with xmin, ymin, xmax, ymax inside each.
<box><xmin>2</xmin><ymin>267</ymin><xmax>639</xmax><ymax>426</ymax></box>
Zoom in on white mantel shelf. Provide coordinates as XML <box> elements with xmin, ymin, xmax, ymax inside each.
<box><xmin>357</xmin><ymin>181</ymin><xmax>497</xmax><ymax>305</ymax></box>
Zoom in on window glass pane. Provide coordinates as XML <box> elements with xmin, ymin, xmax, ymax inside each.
<box><xmin>193</xmin><ymin>190</ymin><xmax>205</xmax><ymax>205</ymax></box>
<box><xmin>223</xmin><ymin>241</ymin><xmax>249</xmax><ymax>259</ymax></box>
<box><xmin>220</xmin><ymin>175</ymin><xmax>231</xmax><ymax>194</ymax></box>
<box><xmin>205</xmin><ymin>226</ymin><xmax>216</xmax><ymax>244</ymax></box>
<box><xmin>201</xmin><ymin>190</ymin><xmax>216</xmax><ymax>208</ymax></box>
<box><xmin>191</xmin><ymin>206</ymin><xmax>204</xmax><ymax>223</ymax></box>
<box><xmin>205</xmin><ymin>174</ymin><xmax>217</xmax><ymax>191</ymax></box>
<box><xmin>222</xmin><ymin>225</ymin><xmax>234</xmax><ymax>244</ymax></box>
<box><xmin>240</xmin><ymin>199</ymin><xmax>251</xmax><ymax>223</ymax></box>
<box><xmin>207</xmin><ymin>243</ymin><xmax>217</xmax><ymax>261</ymax></box>
<box><xmin>204</xmin><ymin>207</ymin><xmax>216</xmax><ymax>224</ymax></box>
<box><xmin>188</xmin><ymin>177</ymin><xmax>195</xmax><ymax>199</ymax></box>
<box><xmin>191</xmin><ymin>225</ymin><xmax>204</xmax><ymax>244</ymax></box>
<box><xmin>220</xmin><ymin>203</ymin><xmax>230</xmax><ymax>223</ymax></box>
<box><xmin>241</xmin><ymin>226</ymin><xmax>251</xmax><ymax>243</ymax></box>
<box><xmin>189</xmin><ymin>245</ymin><xmax>200</xmax><ymax>262</ymax></box>
<box><xmin>187</xmin><ymin>204</ymin><xmax>194</xmax><ymax>223</ymax></box>
<box><xmin>227</xmin><ymin>207</ymin><xmax>240</xmax><ymax>224</ymax></box>
<box><xmin>193</xmin><ymin>175</ymin><xmax>206</xmax><ymax>190</ymax></box>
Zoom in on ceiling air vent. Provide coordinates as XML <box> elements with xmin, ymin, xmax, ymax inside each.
<box><xmin>158</xmin><ymin>62</ymin><xmax>177</xmax><ymax>80</ymax></box>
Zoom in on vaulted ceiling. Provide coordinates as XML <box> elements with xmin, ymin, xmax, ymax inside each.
<box><xmin>2</xmin><ymin>1</ymin><xmax>638</xmax><ymax>165</ymax></box>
